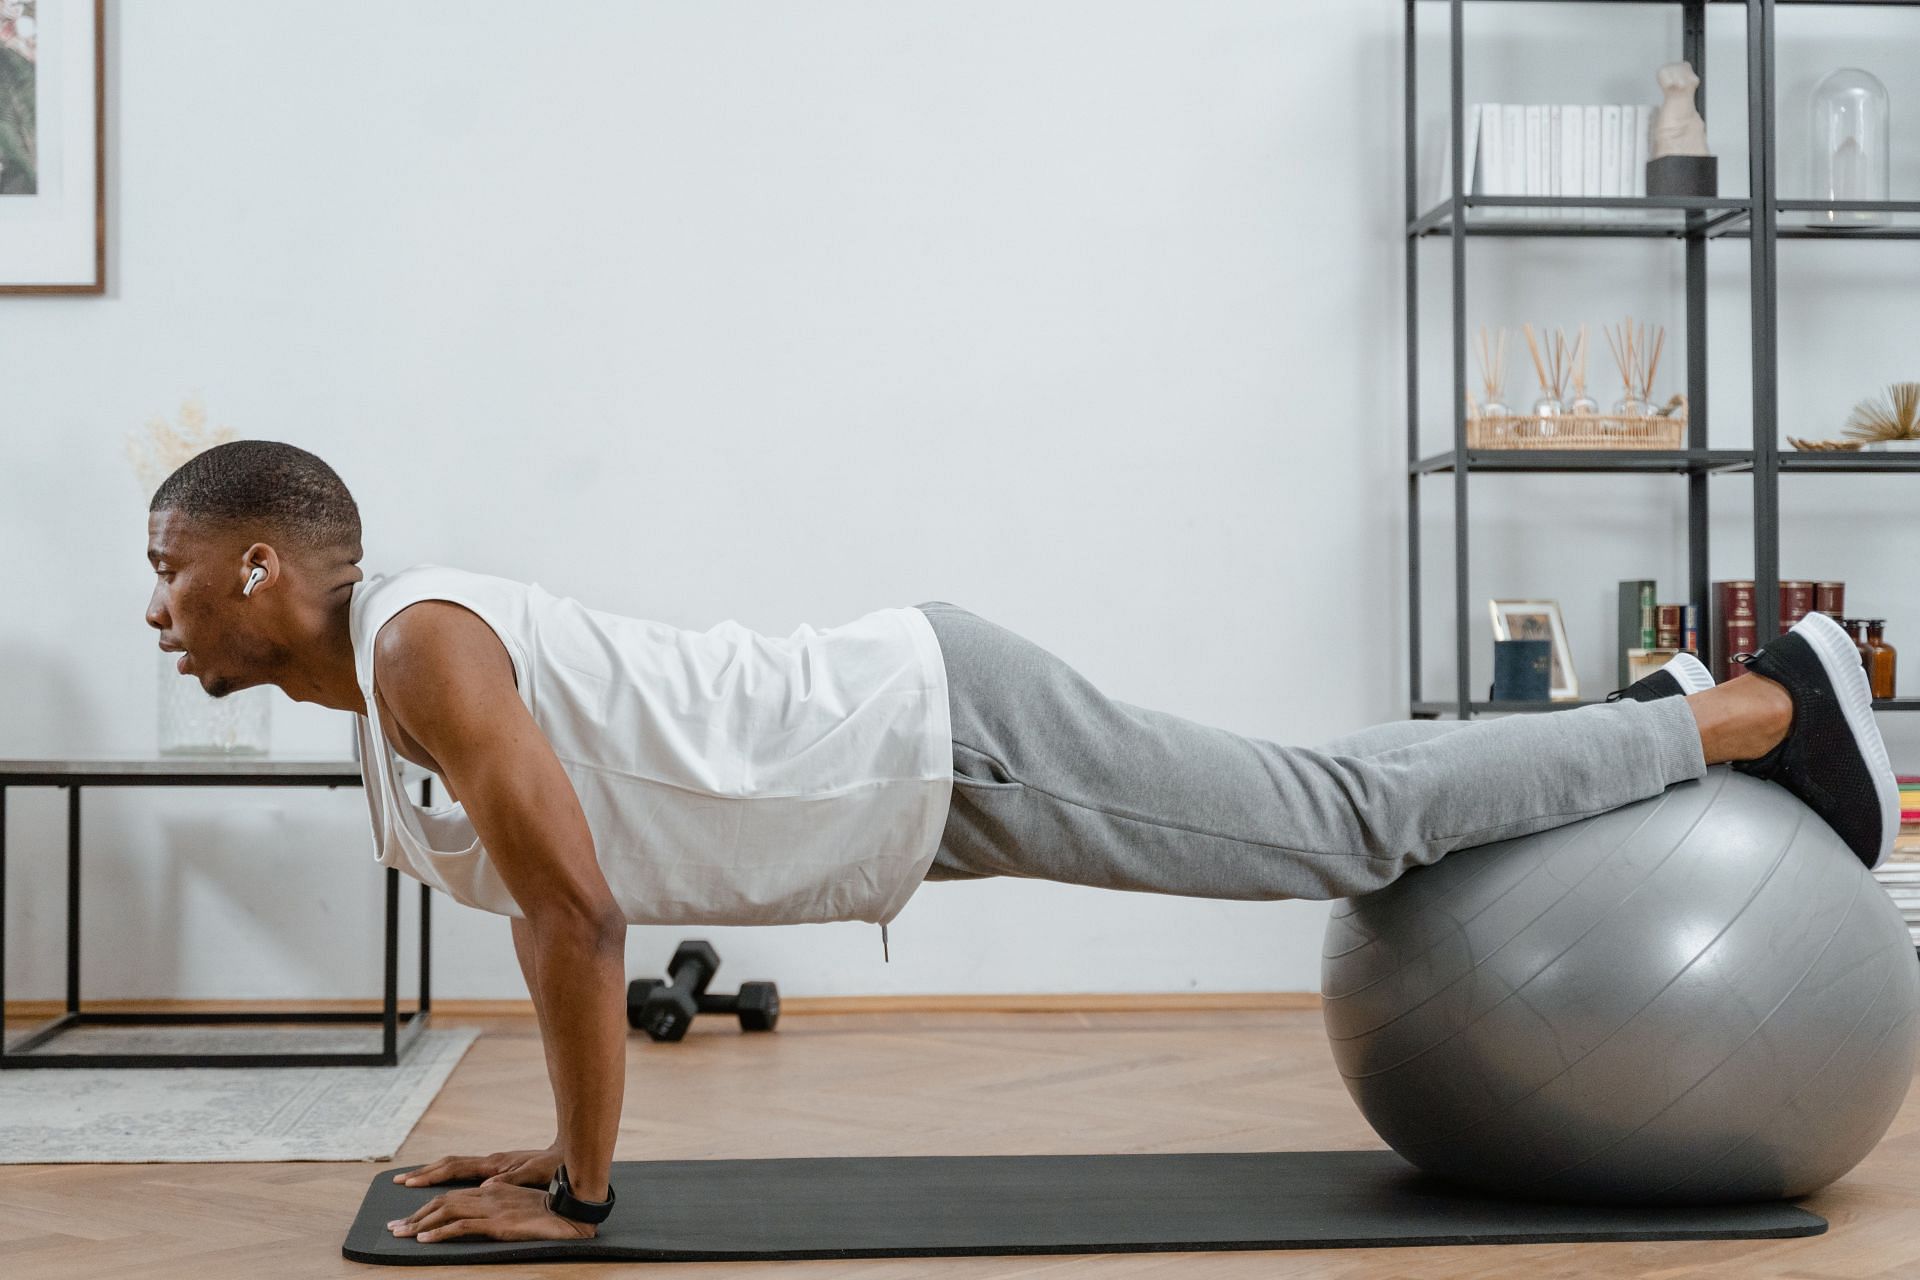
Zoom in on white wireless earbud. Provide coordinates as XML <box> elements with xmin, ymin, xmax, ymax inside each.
<box><xmin>243</xmin><ymin>567</ymin><xmax>267</xmax><ymax>597</ymax></box>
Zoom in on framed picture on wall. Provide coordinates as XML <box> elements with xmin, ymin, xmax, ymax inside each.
<box><xmin>0</xmin><ymin>0</ymin><xmax>104</xmax><ymax>294</ymax></box>
<box><xmin>1489</xmin><ymin>598</ymin><xmax>1578</xmax><ymax>700</ymax></box>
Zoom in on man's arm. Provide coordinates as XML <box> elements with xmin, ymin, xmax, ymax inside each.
<box><xmin>375</xmin><ymin>600</ymin><xmax>627</xmax><ymax>1203</ymax></box>
<box><xmin>511</xmin><ymin>913</ymin><xmax>566</xmax><ymax>1151</ymax></box>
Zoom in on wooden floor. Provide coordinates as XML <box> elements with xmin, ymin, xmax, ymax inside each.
<box><xmin>4</xmin><ymin>1004</ymin><xmax>1919</xmax><ymax>1279</ymax></box>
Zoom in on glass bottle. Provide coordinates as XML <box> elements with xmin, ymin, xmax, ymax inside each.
<box><xmin>1843</xmin><ymin>618</ymin><xmax>1873</xmax><ymax>675</ymax></box>
<box><xmin>1810</xmin><ymin>69</ymin><xmax>1891</xmax><ymax>228</ymax></box>
<box><xmin>1532</xmin><ymin>395</ymin><xmax>1564</xmax><ymax>438</ymax></box>
<box><xmin>1866</xmin><ymin>619</ymin><xmax>1897</xmax><ymax>700</ymax></box>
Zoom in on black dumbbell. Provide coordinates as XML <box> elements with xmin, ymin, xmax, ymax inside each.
<box><xmin>625</xmin><ymin>940</ymin><xmax>780</xmax><ymax>1041</ymax></box>
<box><xmin>701</xmin><ymin>981</ymin><xmax>780</xmax><ymax>1032</ymax></box>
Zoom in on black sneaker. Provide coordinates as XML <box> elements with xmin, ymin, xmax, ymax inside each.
<box><xmin>1730</xmin><ymin>611</ymin><xmax>1899</xmax><ymax>870</ymax></box>
<box><xmin>1604</xmin><ymin>651</ymin><xmax>1715</xmax><ymax>703</ymax></box>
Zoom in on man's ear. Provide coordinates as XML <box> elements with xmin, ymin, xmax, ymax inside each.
<box><xmin>240</xmin><ymin>542</ymin><xmax>283</xmax><ymax>595</ymax></box>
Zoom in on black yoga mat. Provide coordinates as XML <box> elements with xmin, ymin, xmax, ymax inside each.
<box><xmin>343</xmin><ymin>1149</ymin><xmax>1825</xmax><ymax>1265</ymax></box>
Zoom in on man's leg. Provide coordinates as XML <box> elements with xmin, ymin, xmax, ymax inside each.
<box><xmin>1311</xmin><ymin>718</ymin><xmax>1473</xmax><ymax>757</ymax></box>
<box><xmin>914</xmin><ymin>602</ymin><xmax>1708</xmax><ymax>901</ymax></box>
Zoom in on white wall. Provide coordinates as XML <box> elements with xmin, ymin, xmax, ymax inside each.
<box><xmin>1</xmin><ymin>2</ymin><xmax>1911</xmax><ymax>1003</ymax></box>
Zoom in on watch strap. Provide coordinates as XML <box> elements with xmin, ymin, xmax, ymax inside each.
<box><xmin>545</xmin><ymin>1162</ymin><xmax>616</xmax><ymax>1224</ymax></box>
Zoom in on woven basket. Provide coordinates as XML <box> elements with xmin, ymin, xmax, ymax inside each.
<box><xmin>1467</xmin><ymin>397</ymin><xmax>1688</xmax><ymax>450</ymax></box>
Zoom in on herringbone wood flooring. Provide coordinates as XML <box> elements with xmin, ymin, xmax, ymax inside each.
<box><xmin>3</xmin><ymin>1003</ymin><xmax>1918</xmax><ymax>1278</ymax></box>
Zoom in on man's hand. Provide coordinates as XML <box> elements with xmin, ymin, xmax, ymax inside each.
<box><xmin>393</xmin><ymin>1145</ymin><xmax>564</xmax><ymax>1189</ymax></box>
<box><xmin>386</xmin><ymin>1181</ymin><xmax>596</xmax><ymax>1244</ymax></box>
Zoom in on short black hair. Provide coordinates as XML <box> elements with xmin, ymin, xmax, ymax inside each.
<box><xmin>150</xmin><ymin>440</ymin><xmax>362</xmax><ymax>554</ymax></box>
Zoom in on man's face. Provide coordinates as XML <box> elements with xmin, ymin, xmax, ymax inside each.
<box><xmin>145</xmin><ymin>510</ymin><xmax>280</xmax><ymax>698</ymax></box>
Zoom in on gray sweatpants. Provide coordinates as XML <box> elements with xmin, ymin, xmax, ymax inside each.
<box><xmin>914</xmin><ymin>601</ymin><xmax>1708</xmax><ymax>901</ymax></box>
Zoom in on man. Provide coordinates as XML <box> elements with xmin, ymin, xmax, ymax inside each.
<box><xmin>143</xmin><ymin>441</ymin><xmax>1898</xmax><ymax>1246</ymax></box>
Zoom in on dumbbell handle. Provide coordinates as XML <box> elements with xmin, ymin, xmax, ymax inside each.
<box><xmin>663</xmin><ymin>953</ymin><xmax>717</xmax><ymax>999</ymax></box>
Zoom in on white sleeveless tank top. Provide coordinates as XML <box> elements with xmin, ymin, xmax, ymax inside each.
<box><xmin>348</xmin><ymin>565</ymin><xmax>953</xmax><ymax>926</ymax></box>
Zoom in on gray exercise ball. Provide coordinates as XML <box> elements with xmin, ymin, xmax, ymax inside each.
<box><xmin>1321</xmin><ymin>765</ymin><xmax>1919</xmax><ymax>1206</ymax></box>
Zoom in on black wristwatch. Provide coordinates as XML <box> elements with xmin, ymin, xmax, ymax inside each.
<box><xmin>545</xmin><ymin>1162</ymin><xmax>616</xmax><ymax>1224</ymax></box>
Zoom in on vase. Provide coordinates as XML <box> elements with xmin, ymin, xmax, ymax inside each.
<box><xmin>1810</xmin><ymin>68</ymin><xmax>1890</xmax><ymax>228</ymax></box>
<box><xmin>157</xmin><ymin>648</ymin><xmax>272</xmax><ymax>755</ymax></box>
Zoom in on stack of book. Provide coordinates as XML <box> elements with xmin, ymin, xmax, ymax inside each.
<box><xmin>1616</xmin><ymin>580</ymin><xmax>1700</xmax><ymax>689</ymax></box>
<box><xmin>1709</xmin><ymin>580</ymin><xmax>1848</xmax><ymax>682</ymax></box>
<box><xmin>1873</xmin><ymin>777</ymin><xmax>1920</xmax><ymax>949</ymax></box>
<box><xmin>1441</xmin><ymin>103</ymin><xmax>1654</xmax><ymax>212</ymax></box>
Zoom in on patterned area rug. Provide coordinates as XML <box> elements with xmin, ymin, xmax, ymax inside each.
<box><xmin>0</xmin><ymin>1024</ymin><xmax>479</xmax><ymax>1162</ymax></box>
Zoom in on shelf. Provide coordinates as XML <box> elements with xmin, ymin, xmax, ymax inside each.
<box><xmin>1409</xmin><ymin>197</ymin><xmax>1750</xmax><ymax>240</ymax></box>
<box><xmin>1402</xmin><ymin>5</ymin><xmax>1918</xmax><ymax>735</ymax></box>
<box><xmin>1718</xmin><ymin>202</ymin><xmax>1920</xmax><ymax>240</ymax></box>
<box><xmin>1412</xmin><ymin>697</ymin><xmax>1920</xmax><ymax>718</ymax></box>
<box><xmin>1779</xmin><ymin>451</ymin><xmax>1920</xmax><ymax>473</ymax></box>
<box><xmin>1412</xmin><ymin>449</ymin><xmax>1750</xmax><ymax>475</ymax></box>
<box><xmin>1411</xmin><ymin>201</ymin><xmax>1920</xmax><ymax>242</ymax></box>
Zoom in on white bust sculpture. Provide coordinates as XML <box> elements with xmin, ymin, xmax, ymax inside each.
<box><xmin>1652</xmin><ymin>61</ymin><xmax>1710</xmax><ymax>158</ymax></box>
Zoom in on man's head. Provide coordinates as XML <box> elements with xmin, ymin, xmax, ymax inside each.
<box><xmin>146</xmin><ymin>440</ymin><xmax>364</xmax><ymax>700</ymax></box>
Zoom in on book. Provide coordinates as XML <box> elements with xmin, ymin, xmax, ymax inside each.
<box><xmin>1656</xmin><ymin>604</ymin><xmax>1684</xmax><ymax>650</ymax></box>
<box><xmin>1780</xmin><ymin>581</ymin><xmax>1814</xmax><ymax>635</ymax></box>
<box><xmin>1626</xmin><ymin>648</ymin><xmax>1682</xmax><ymax>686</ymax></box>
<box><xmin>1582</xmin><ymin>105</ymin><xmax>1602</xmax><ymax>199</ymax></box>
<box><xmin>1480</xmin><ymin>103</ymin><xmax>1504</xmax><ymax>196</ymax></box>
<box><xmin>1683</xmin><ymin>602</ymin><xmax>1699</xmax><ymax>656</ymax></box>
<box><xmin>1524</xmin><ymin>105</ymin><xmax>1544</xmax><ymax>215</ymax></box>
<box><xmin>1464</xmin><ymin>103</ymin><xmax>1482</xmax><ymax>197</ymax></box>
<box><xmin>1632</xmin><ymin>104</ymin><xmax>1652</xmax><ymax>198</ymax></box>
<box><xmin>1615</xmin><ymin>105</ymin><xmax>1639</xmax><ymax>201</ymax></box>
<box><xmin>1559</xmin><ymin>104</ymin><xmax>1582</xmax><ymax>206</ymax></box>
<box><xmin>1619</xmin><ymin>579</ymin><xmax>1656</xmax><ymax>688</ymax></box>
<box><xmin>1502</xmin><ymin>106</ymin><xmax>1526</xmax><ymax>205</ymax></box>
<box><xmin>1547</xmin><ymin>105</ymin><xmax>1562</xmax><ymax>208</ymax></box>
<box><xmin>1600</xmin><ymin>105</ymin><xmax>1623</xmax><ymax>200</ymax></box>
<box><xmin>1714</xmin><ymin>580</ymin><xmax>1757</xmax><ymax>682</ymax></box>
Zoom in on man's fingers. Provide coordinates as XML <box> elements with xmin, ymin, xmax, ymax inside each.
<box><xmin>393</xmin><ymin>1193</ymin><xmax>449</xmax><ymax>1230</ymax></box>
<box><xmin>417</xmin><ymin>1217</ymin><xmax>477</xmax><ymax>1243</ymax></box>
<box><xmin>396</xmin><ymin>1155</ymin><xmax>501</xmax><ymax>1186</ymax></box>
<box><xmin>395</xmin><ymin>1160</ymin><xmax>455</xmax><ymax>1186</ymax></box>
<box><xmin>400</xmin><ymin>1203</ymin><xmax>463</xmax><ymax>1236</ymax></box>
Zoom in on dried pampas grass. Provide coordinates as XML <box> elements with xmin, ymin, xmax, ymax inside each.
<box><xmin>125</xmin><ymin>396</ymin><xmax>237</xmax><ymax>495</ymax></box>
<box><xmin>1843</xmin><ymin>382</ymin><xmax>1920</xmax><ymax>443</ymax></box>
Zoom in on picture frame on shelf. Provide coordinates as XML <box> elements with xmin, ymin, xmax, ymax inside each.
<box><xmin>0</xmin><ymin>0</ymin><xmax>105</xmax><ymax>294</ymax></box>
<box><xmin>1490</xmin><ymin>599</ymin><xmax>1579</xmax><ymax>700</ymax></box>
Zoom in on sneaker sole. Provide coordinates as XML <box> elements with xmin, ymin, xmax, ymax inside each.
<box><xmin>1663</xmin><ymin>651</ymin><xmax>1715</xmax><ymax>696</ymax></box>
<box><xmin>1793</xmin><ymin>611</ymin><xmax>1899</xmax><ymax>869</ymax></box>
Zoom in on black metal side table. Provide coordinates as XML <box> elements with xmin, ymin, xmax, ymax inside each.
<box><xmin>0</xmin><ymin>757</ymin><xmax>432</xmax><ymax>1068</ymax></box>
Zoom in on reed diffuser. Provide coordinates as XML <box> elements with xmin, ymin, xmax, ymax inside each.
<box><xmin>1475</xmin><ymin>326</ymin><xmax>1510</xmax><ymax>421</ymax></box>
<box><xmin>1523</xmin><ymin>323</ymin><xmax>1574</xmax><ymax>430</ymax></box>
<box><xmin>1604</xmin><ymin>318</ymin><xmax>1666</xmax><ymax>419</ymax></box>
<box><xmin>1568</xmin><ymin>324</ymin><xmax>1600</xmax><ymax>415</ymax></box>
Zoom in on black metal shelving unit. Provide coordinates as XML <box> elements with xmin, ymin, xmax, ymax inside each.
<box><xmin>1407</xmin><ymin>0</ymin><xmax>1919</xmax><ymax>722</ymax></box>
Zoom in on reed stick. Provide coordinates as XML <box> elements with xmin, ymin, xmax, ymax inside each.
<box><xmin>1523</xmin><ymin>322</ymin><xmax>1550</xmax><ymax>394</ymax></box>
<box><xmin>1641</xmin><ymin>326</ymin><xmax>1666</xmax><ymax>401</ymax></box>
